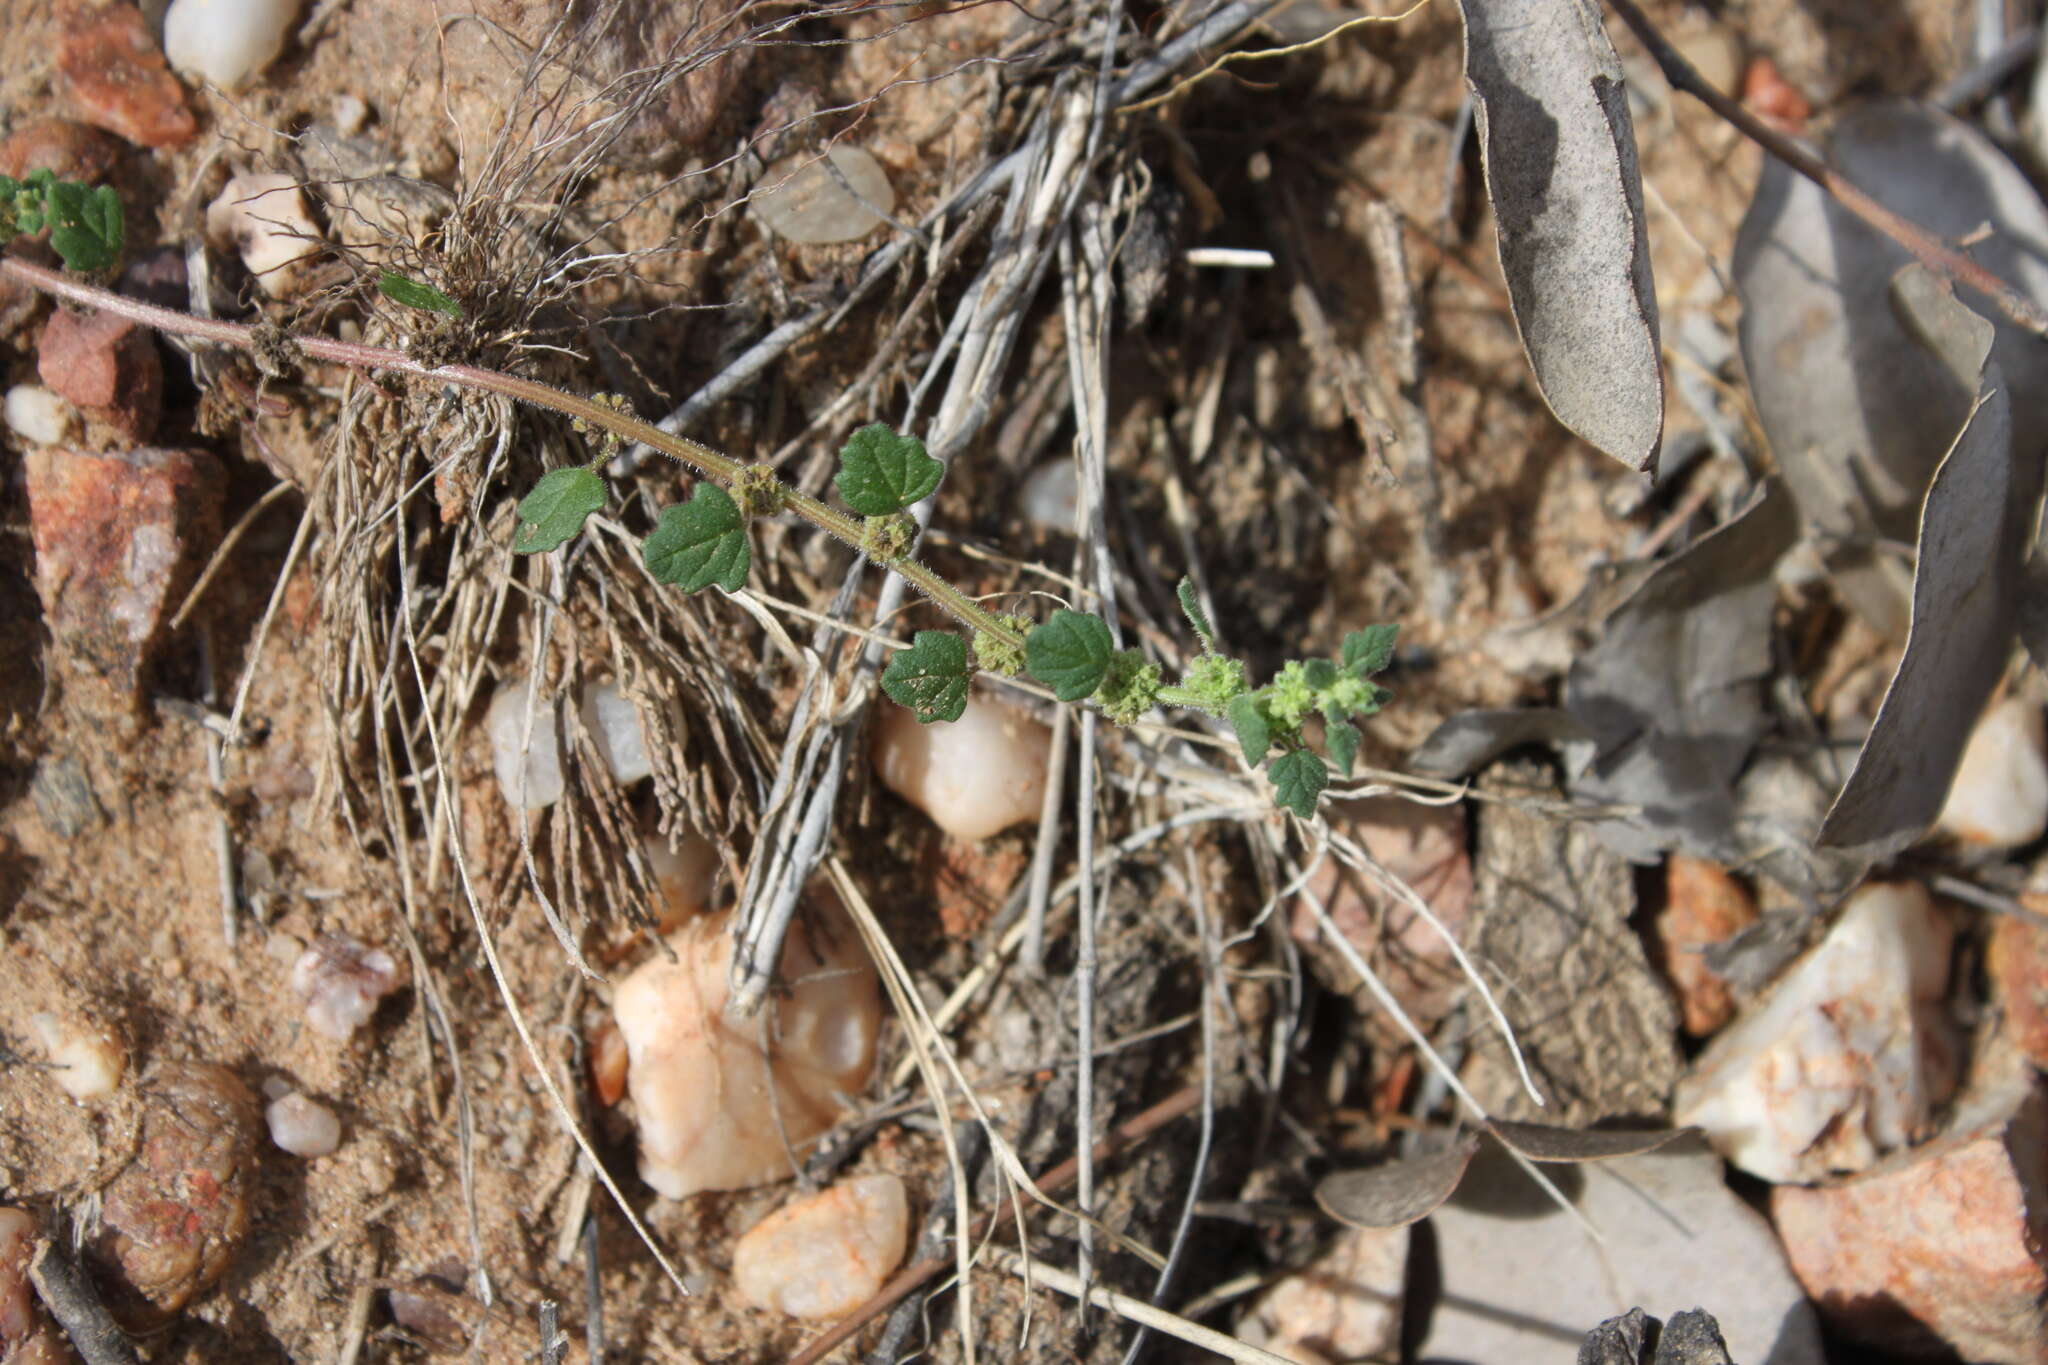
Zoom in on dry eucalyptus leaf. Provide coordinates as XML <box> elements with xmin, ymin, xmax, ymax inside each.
<box><xmin>1315</xmin><ymin>1136</ymin><xmax>1480</xmax><ymax>1229</ymax></box>
<box><xmin>1458</xmin><ymin>0</ymin><xmax>1663</xmax><ymax>472</ymax></box>
<box><xmin>1818</xmin><ymin>282</ymin><xmax>2037</xmax><ymax>859</ymax></box>
<box><xmin>1564</xmin><ymin>480</ymin><xmax>1797</xmax><ymax>863</ymax></box>
<box><xmin>1734</xmin><ymin>100</ymin><xmax>2048</xmax><ymax>638</ymax></box>
<box><xmin>1488</xmin><ymin>1119</ymin><xmax>1691</xmax><ymax>1163</ymax></box>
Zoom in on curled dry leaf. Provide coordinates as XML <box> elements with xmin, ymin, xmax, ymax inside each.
<box><xmin>1818</xmin><ymin>273</ymin><xmax>2039</xmax><ymax>860</ymax></box>
<box><xmin>1314</xmin><ymin>1136</ymin><xmax>1479</xmax><ymax>1229</ymax></box>
<box><xmin>1564</xmin><ymin>480</ymin><xmax>1797</xmax><ymax>863</ymax></box>
<box><xmin>1457</xmin><ymin>0</ymin><xmax>1663</xmax><ymax>472</ymax></box>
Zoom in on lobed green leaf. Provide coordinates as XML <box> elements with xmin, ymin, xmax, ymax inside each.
<box><xmin>378</xmin><ymin>270</ymin><xmax>463</xmax><ymax>318</ymax></box>
<box><xmin>7</xmin><ymin>170</ymin><xmax>124</xmax><ymax>272</ymax></box>
<box><xmin>834</xmin><ymin>423</ymin><xmax>944</xmax><ymax>516</ymax></box>
<box><xmin>881</xmin><ymin>630</ymin><xmax>971</xmax><ymax>723</ymax></box>
<box><xmin>1343</xmin><ymin>623</ymin><xmax>1400</xmax><ymax>677</ymax></box>
<box><xmin>512</xmin><ymin>468</ymin><xmax>607</xmax><ymax>554</ymax></box>
<box><xmin>1026</xmin><ymin>609</ymin><xmax>1115</xmax><ymax>703</ymax></box>
<box><xmin>1269</xmin><ymin>749</ymin><xmax>1327</xmax><ymax>819</ymax></box>
<box><xmin>644</xmin><ymin>484</ymin><xmax>750</xmax><ymax>592</ymax></box>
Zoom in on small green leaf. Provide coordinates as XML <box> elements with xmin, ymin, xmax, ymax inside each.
<box><xmin>834</xmin><ymin>423</ymin><xmax>944</xmax><ymax>516</ymax></box>
<box><xmin>44</xmin><ymin>180</ymin><xmax>121</xmax><ymax>272</ymax></box>
<box><xmin>644</xmin><ymin>484</ymin><xmax>750</xmax><ymax>592</ymax></box>
<box><xmin>882</xmin><ymin>630</ymin><xmax>971</xmax><ymax>723</ymax></box>
<box><xmin>1176</xmin><ymin>577</ymin><xmax>1213</xmax><ymax>645</ymax></box>
<box><xmin>1343</xmin><ymin>624</ymin><xmax>1400</xmax><ymax>677</ymax></box>
<box><xmin>1325</xmin><ymin>718</ymin><xmax>1360</xmax><ymax>777</ymax></box>
<box><xmin>1226</xmin><ymin>693</ymin><xmax>1270</xmax><ymax>767</ymax></box>
<box><xmin>378</xmin><ymin>270</ymin><xmax>463</xmax><ymax>318</ymax></box>
<box><xmin>1026</xmin><ymin>610</ymin><xmax>1114</xmax><ymax>703</ymax></box>
<box><xmin>1269</xmin><ymin>749</ymin><xmax>1327</xmax><ymax>819</ymax></box>
<box><xmin>512</xmin><ymin>468</ymin><xmax>607</xmax><ymax>554</ymax></box>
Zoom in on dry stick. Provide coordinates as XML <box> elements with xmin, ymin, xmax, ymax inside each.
<box><xmin>731</xmin><ymin>85</ymin><xmax>1084</xmax><ymax>1014</ymax></box>
<box><xmin>27</xmin><ymin>1239</ymin><xmax>139</xmax><ymax>1365</ymax></box>
<box><xmin>1059</xmin><ymin>201</ymin><xmax>1122</xmax><ymax>1313</ymax></box>
<box><xmin>786</xmin><ymin>1085</ymin><xmax>1203</xmax><ymax>1365</ymax></box>
<box><xmin>1604</xmin><ymin>0</ymin><xmax>2048</xmax><ymax>339</ymax></box>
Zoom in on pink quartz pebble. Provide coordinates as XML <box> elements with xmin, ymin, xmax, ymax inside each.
<box><xmin>289</xmin><ymin>934</ymin><xmax>403</xmax><ymax>1041</ymax></box>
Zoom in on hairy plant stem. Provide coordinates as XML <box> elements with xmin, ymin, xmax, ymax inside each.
<box><xmin>0</xmin><ymin>255</ymin><xmax>1026</xmax><ymax>655</ymax></box>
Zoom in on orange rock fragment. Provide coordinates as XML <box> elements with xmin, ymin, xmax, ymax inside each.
<box><xmin>58</xmin><ymin>4</ymin><xmax>197</xmax><ymax>150</ymax></box>
<box><xmin>1655</xmin><ymin>855</ymin><xmax>1758</xmax><ymax>1036</ymax></box>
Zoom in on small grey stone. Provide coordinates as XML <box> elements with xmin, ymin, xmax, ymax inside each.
<box><xmin>30</xmin><ymin>755</ymin><xmax>103</xmax><ymax>838</ymax></box>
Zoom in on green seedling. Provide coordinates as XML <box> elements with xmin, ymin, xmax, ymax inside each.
<box><xmin>3</xmin><ymin>204</ymin><xmax>1399</xmax><ymax>817</ymax></box>
<box><xmin>0</xmin><ymin>169</ymin><xmax>123</xmax><ymax>273</ymax></box>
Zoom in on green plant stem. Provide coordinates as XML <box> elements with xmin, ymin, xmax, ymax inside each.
<box><xmin>0</xmin><ymin>254</ymin><xmax>1025</xmax><ymax>655</ymax></box>
<box><xmin>1153</xmin><ymin>686</ymin><xmax>1223</xmax><ymax>712</ymax></box>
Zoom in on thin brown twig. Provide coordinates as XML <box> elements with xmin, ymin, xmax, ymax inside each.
<box><xmin>1604</xmin><ymin>0</ymin><xmax>2048</xmax><ymax>338</ymax></box>
<box><xmin>785</xmin><ymin>1084</ymin><xmax>1202</xmax><ymax>1365</ymax></box>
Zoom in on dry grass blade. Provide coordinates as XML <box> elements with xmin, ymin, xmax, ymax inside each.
<box><xmin>1487</xmin><ymin>1119</ymin><xmax>1693</xmax><ymax>1162</ymax></box>
<box><xmin>986</xmin><ymin>1248</ymin><xmax>1296</xmax><ymax>1365</ymax></box>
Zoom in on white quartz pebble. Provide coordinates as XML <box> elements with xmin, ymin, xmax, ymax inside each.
<box><xmin>164</xmin><ymin>0</ymin><xmax>300</xmax><ymax>92</ymax></box>
<box><xmin>613</xmin><ymin>907</ymin><xmax>880</xmax><ymax>1198</ymax></box>
<box><xmin>1673</xmin><ymin>882</ymin><xmax>1958</xmax><ymax>1183</ymax></box>
<box><xmin>289</xmin><ymin>935</ymin><xmax>403</xmax><ymax>1041</ymax></box>
<box><xmin>1019</xmin><ymin>459</ymin><xmax>1079</xmax><ymax>535</ymax></box>
<box><xmin>206</xmin><ymin>173</ymin><xmax>323</xmax><ymax>298</ymax></box>
<box><xmin>1935</xmin><ymin>697</ymin><xmax>2048</xmax><ymax>849</ymax></box>
<box><xmin>732</xmin><ymin>1174</ymin><xmax>908</xmax><ymax>1319</ymax></box>
<box><xmin>29</xmin><ymin>1011</ymin><xmax>124</xmax><ymax>1100</ymax></box>
<box><xmin>580</xmin><ymin>680</ymin><xmax>654</xmax><ymax>784</ymax></box>
<box><xmin>487</xmin><ymin>679</ymin><xmax>565</xmax><ymax>810</ymax></box>
<box><xmin>265</xmin><ymin>1091</ymin><xmax>341</xmax><ymax>1156</ymax></box>
<box><xmin>751</xmin><ymin>146</ymin><xmax>896</xmax><ymax>245</ymax></box>
<box><xmin>4</xmin><ymin>385</ymin><xmax>74</xmax><ymax>447</ymax></box>
<box><xmin>871</xmin><ymin>693</ymin><xmax>1051</xmax><ymax>841</ymax></box>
